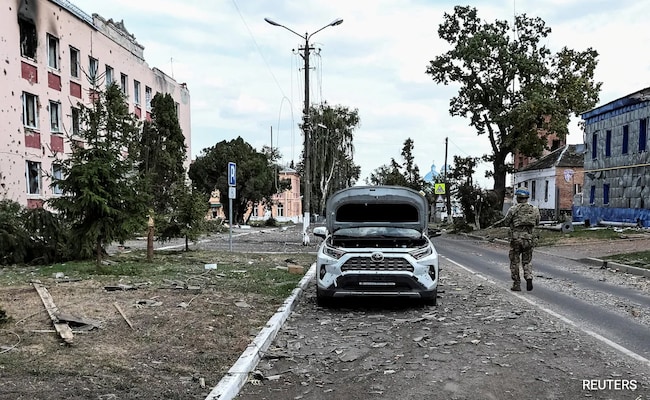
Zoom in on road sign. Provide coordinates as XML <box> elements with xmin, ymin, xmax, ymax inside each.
<box><xmin>434</xmin><ymin>183</ymin><xmax>446</xmax><ymax>195</ymax></box>
<box><xmin>229</xmin><ymin>186</ymin><xmax>236</xmax><ymax>199</ymax></box>
<box><xmin>228</xmin><ymin>162</ymin><xmax>236</xmax><ymax>186</ymax></box>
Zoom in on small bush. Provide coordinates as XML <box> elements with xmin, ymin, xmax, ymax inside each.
<box><xmin>265</xmin><ymin>217</ymin><xmax>278</xmax><ymax>227</ymax></box>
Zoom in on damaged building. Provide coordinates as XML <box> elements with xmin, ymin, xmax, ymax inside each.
<box><xmin>574</xmin><ymin>87</ymin><xmax>650</xmax><ymax>227</ymax></box>
<box><xmin>1</xmin><ymin>0</ymin><xmax>191</xmax><ymax>208</ymax></box>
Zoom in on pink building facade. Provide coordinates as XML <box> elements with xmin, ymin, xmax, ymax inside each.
<box><xmin>1</xmin><ymin>0</ymin><xmax>191</xmax><ymax>208</ymax></box>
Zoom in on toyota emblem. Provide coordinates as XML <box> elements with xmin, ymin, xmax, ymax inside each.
<box><xmin>370</xmin><ymin>252</ymin><xmax>384</xmax><ymax>262</ymax></box>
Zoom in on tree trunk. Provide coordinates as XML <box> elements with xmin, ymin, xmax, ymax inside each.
<box><xmin>185</xmin><ymin>235</ymin><xmax>189</xmax><ymax>252</ymax></box>
<box><xmin>95</xmin><ymin>239</ymin><xmax>102</xmax><ymax>266</ymax></box>
<box><xmin>492</xmin><ymin>157</ymin><xmax>507</xmax><ymax>212</ymax></box>
<box><xmin>147</xmin><ymin>214</ymin><xmax>154</xmax><ymax>262</ymax></box>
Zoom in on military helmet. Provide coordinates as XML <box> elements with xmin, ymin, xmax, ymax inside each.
<box><xmin>515</xmin><ymin>188</ymin><xmax>530</xmax><ymax>198</ymax></box>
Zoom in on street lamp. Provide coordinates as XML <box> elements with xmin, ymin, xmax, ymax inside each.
<box><xmin>265</xmin><ymin>17</ymin><xmax>343</xmax><ymax>245</ymax></box>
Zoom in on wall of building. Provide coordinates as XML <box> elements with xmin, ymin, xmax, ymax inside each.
<box><xmin>1</xmin><ymin>0</ymin><xmax>190</xmax><ymax>207</ymax></box>
<box><xmin>575</xmin><ymin>99</ymin><xmax>650</xmax><ymax>226</ymax></box>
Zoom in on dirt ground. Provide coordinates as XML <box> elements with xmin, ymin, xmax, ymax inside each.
<box><xmin>0</xmin><ymin>226</ymin><xmax>648</xmax><ymax>400</ymax></box>
<box><xmin>0</xmin><ymin>226</ymin><xmax>318</xmax><ymax>400</ymax></box>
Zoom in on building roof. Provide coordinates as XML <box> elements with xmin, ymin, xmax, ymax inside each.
<box><xmin>581</xmin><ymin>86</ymin><xmax>650</xmax><ymax>124</ymax></box>
<box><xmin>518</xmin><ymin>144</ymin><xmax>583</xmax><ymax>172</ymax></box>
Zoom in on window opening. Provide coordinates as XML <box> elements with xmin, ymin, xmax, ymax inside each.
<box><xmin>26</xmin><ymin>161</ymin><xmax>42</xmax><ymax>194</ymax></box>
<box><xmin>47</xmin><ymin>34</ymin><xmax>59</xmax><ymax>69</ymax></box>
<box><xmin>19</xmin><ymin>18</ymin><xmax>37</xmax><ymax>59</ymax></box>
<box><xmin>22</xmin><ymin>92</ymin><xmax>39</xmax><ymax>128</ymax></box>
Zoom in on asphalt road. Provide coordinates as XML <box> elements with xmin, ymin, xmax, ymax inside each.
<box><xmin>433</xmin><ymin>234</ymin><xmax>650</xmax><ymax>362</ymax></box>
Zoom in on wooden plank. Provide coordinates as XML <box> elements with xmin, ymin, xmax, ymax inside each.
<box><xmin>114</xmin><ymin>302</ymin><xmax>135</xmax><ymax>330</ymax></box>
<box><xmin>32</xmin><ymin>283</ymin><xmax>74</xmax><ymax>344</ymax></box>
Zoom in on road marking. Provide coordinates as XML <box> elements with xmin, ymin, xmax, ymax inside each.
<box><xmin>442</xmin><ymin>256</ymin><xmax>650</xmax><ymax>369</ymax></box>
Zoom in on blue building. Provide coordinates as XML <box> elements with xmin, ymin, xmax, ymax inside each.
<box><xmin>574</xmin><ymin>87</ymin><xmax>650</xmax><ymax>227</ymax></box>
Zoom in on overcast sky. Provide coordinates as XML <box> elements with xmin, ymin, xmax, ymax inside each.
<box><xmin>69</xmin><ymin>0</ymin><xmax>649</xmax><ymax>188</ymax></box>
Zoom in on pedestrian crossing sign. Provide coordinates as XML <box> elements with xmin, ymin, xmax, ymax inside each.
<box><xmin>434</xmin><ymin>183</ymin><xmax>446</xmax><ymax>195</ymax></box>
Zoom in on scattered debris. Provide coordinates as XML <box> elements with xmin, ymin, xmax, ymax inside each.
<box><xmin>32</xmin><ymin>283</ymin><xmax>74</xmax><ymax>344</ymax></box>
<box><xmin>114</xmin><ymin>302</ymin><xmax>135</xmax><ymax>330</ymax></box>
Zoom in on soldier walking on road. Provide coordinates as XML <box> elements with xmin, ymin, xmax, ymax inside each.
<box><xmin>490</xmin><ymin>188</ymin><xmax>541</xmax><ymax>291</ymax></box>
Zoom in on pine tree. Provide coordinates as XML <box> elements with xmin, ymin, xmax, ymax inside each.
<box><xmin>49</xmin><ymin>84</ymin><xmax>147</xmax><ymax>264</ymax></box>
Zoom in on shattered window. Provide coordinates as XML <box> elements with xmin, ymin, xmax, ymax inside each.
<box><xmin>22</xmin><ymin>92</ymin><xmax>39</xmax><ymax>129</ymax></box>
<box><xmin>88</xmin><ymin>57</ymin><xmax>98</xmax><ymax>81</ymax></box>
<box><xmin>47</xmin><ymin>34</ymin><xmax>59</xmax><ymax>69</ymax></box>
<box><xmin>70</xmin><ymin>46</ymin><xmax>80</xmax><ymax>78</ymax></box>
<box><xmin>145</xmin><ymin>86</ymin><xmax>152</xmax><ymax>111</ymax></box>
<box><xmin>49</xmin><ymin>101</ymin><xmax>61</xmax><ymax>133</ymax></box>
<box><xmin>134</xmin><ymin>80</ymin><xmax>141</xmax><ymax>105</ymax></box>
<box><xmin>26</xmin><ymin>160</ymin><xmax>42</xmax><ymax>195</ymax></box>
<box><xmin>52</xmin><ymin>163</ymin><xmax>63</xmax><ymax>195</ymax></box>
<box><xmin>19</xmin><ymin>18</ymin><xmax>37</xmax><ymax>59</ymax></box>
<box><xmin>120</xmin><ymin>73</ymin><xmax>128</xmax><ymax>97</ymax></box>
<box><xmin>71</xmin><ymin>107</ymin><xmax>80</xmax><ymax>135</ymax></box>
<box><xmin>105</xmin><ymin>65</ymin><xmax>114</xmax><ymax>87</ymax></box>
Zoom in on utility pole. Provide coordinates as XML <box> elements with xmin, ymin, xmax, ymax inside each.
<box><xmin>264</xmin><ymin>17</ymin><xmax>343</xmax><ymax>245</ymax></box>
<box><xmin>444</xmin><ymin>137</ymin><xmax>452</xmax><ymax>223</ymax></box>
<box><xmin>301</xmin><ymin>35</ymin><xmax>313</xmax><ymax>244</ymax></box>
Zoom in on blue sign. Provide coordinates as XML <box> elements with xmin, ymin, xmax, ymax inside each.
<box><xmin>228</xmin><ymin>162</ymin><xmax>236</xmax><ymax>186</ymax></box>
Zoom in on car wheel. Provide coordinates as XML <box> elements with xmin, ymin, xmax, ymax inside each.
<box><xmin>316</xmin><ymin>287</ymin><xmax>333</xmax><ymax>308</ymax></box>
<box><xmin>423</xmin><ymin>288</ymin><xmax>438</xmax><ymax>306</ymax></box>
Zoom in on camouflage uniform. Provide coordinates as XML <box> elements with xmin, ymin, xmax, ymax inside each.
<box><xmin>494</xmin><ymin>195</ymin><xmax>540</xmax><ymax>290</ymax></box>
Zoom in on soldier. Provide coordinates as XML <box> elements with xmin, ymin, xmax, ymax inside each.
<box><xmin>490</xmin><ymin>188</ymin><xmax>541</xmax><ymax>291</ymax></box>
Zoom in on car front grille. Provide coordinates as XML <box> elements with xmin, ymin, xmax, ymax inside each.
<box><xmin>341</xmin><ymin>256</ymin><xmax>414</xmax><ymax>272</ymax></box>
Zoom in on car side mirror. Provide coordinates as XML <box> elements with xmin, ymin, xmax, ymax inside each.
<box><xmin>313</xmin><ymin>226</ymin><xmax>327</xmax><ymax>238</ymax></box>
<box><xmin>428</xmin><ymin>228</ymin><xmax>441</xmax><ymax>237</ymax></box>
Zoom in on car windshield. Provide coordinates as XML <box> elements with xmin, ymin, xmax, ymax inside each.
<box><xmin>333</xmin><ymin>227</ymin><xmax>421</xmax><ymax>239</ymax></box>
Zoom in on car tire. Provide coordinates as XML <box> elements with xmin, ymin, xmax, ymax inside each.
<box><xmin>423</xmin><ymin>288</ymin><xmax>437</xmax><ymax>306</ymax></box>
<box><xmin>316</xmin><ymin>287</ymin><xmax>333</xmax><ymax>308</ymax></box>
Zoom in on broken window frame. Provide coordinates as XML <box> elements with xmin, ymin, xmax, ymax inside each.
<box><xmin>120</xmin><ymin>73</ymin><xmax>129</xmax><ymax>97</ymax></box>
<box><xmin>105</xmin><ymin>65</ymin><xmax>114</xmax><ymax>87</ymax></box>
<box><xmin>47</xmin><ymin>33</ymin><xmax>60</xmax><ymax>70</ymax></box>
<box><xmin>49</xmin><ymin>100</ymin><xmax>62</xmax><ymax>133</ymax></box>
<box><xmin>145</xmin><ymin>86</ymin><xmax>152</xmax><ymax>111</ymax></box>
<box><xmin>26</xmin><ymin>160</ymin><xmax>42</xmax><ymax>195</ymax></box>
<box><xmin>134</xmin><ymin>80</ymin><xmax>141</xmax><ymax>105</ymax></box>
<box><xmin>22</xmin><ymin>92</ymin><xmax>39</xmax><ymax>129</ymax></box>
<box><xmin>71</xmin><ymin>107</ymin><xmax>81</xmax><ymax>136</ymax></box>
<box><xmin>52</xmin><ymin>163</ymin><xmax>63</xmax><ymax>195</ymax></box>
<box><xmin>88</xmin><ymin>56</ymin><xmax>98</xmax><ymax>82</ymax></box>
<box><xmin>69</xmin><ymin>46</ymin><xmax>80</xmax><ymax>78</ymax></box>
<box><xmin>19</xmin><ymin>18</ymin><xmax>37</xmax><ymax>60</ymax></box>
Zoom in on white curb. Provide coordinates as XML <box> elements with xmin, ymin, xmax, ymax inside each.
<box><xmin>204</xmin><ymin>263</ymin><xmax>316</xmax><ymax>400</ymax></box>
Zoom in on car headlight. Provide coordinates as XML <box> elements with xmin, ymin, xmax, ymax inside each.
<box><xmin>323</xmin><ymin>243</ymin><xmax>345</xmax><ymax>259</ymax></box>
<box><xmin>409</xmin><ymin>245</ymin><xmax>433</xmax><ymax>260</ymax></box>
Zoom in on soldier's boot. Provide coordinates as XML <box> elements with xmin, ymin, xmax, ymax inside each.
<box><xmin>526</xmin><ymin>279</ymin><xmax>533</xmax><ymax>291</ymax></box>
<box><xmin>510</xmin><ymin>281</ymin><xmax>521</xmax><ymax>291</ymax></box>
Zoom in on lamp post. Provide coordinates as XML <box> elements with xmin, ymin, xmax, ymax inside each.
<box><xmin>265</xmin><ymin>17</ymin><xmax>343</xmax><ymax>245</ymax></box>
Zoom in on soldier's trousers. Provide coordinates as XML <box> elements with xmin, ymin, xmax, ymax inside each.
<box><xmin>509</xmin><ymin>238</ymin><xmax>533</xmax><ymax>282</ymax></box>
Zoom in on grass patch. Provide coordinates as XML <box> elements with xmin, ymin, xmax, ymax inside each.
<box><xmin>0</xmin><ymin>249</ymin><xmax>312</xmax><ymax>301</ymax></box>
<box><xmin>603</xmin><ymin>251</ymin><xmax>650</xmax><ymax>270</ymax></box>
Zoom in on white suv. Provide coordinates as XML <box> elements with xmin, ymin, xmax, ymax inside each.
<box><xmin>313</xmin><ymin>186</ymin><xmax>440</xmax><ymax>306</ymax></box>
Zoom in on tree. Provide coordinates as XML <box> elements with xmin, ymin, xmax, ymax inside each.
<box><xmin>138</xmin><ymin>93</ymin><xmax>187</xmax><ymax>213</ymax></box>
<box><xmin>136</xmin><ymin>93</ymin><xmax>200</xmax><ymax>246</ymax></box>
<box><xmin>301</xmin><ymin>103</ymin><xmax>361</xmax><ymax>216</ymax></box>
<box><xmin>49</xmin><ymin>83</ymin><xmax>147</xmax><ymax>264</ymax></box>
<box><xmin>366</xmin><ymin>138</ymin><xmax>426</xmax><ymax>191</ymax></box>
<box><xmin>425</xmin><ymin>6</ymin><xmax>601</xmax><ymax>209</ymax></box>
<box><xmin>188</xmin><ymin>137</ymin><xmax>289</xmax><ymax>224</ymax></box>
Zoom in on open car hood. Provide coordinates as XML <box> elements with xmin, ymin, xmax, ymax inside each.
<box><xmin>325</xmin><ymin>186</ymin><xmax>429</xmax><ymax>233</ymax></box>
